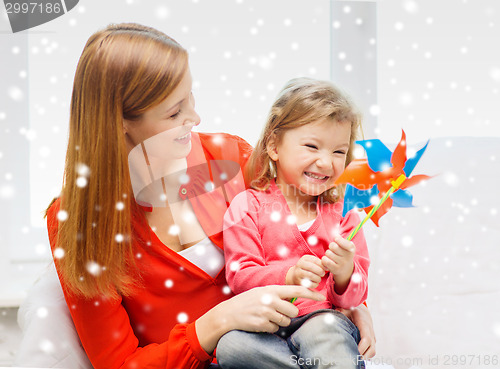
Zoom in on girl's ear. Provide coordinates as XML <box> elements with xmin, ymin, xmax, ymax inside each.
<box><xmin>266</xmin><ymin>133</ymin><xmax>279</xmax><ymax>161</ymax></box>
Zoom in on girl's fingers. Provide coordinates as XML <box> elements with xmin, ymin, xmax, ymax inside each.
<box><xmin>332</xmin><ymin>238</ymin><xmax>356</xmax><ymax>253</ymax></box>
<box><xmin>321</xmin><ymin>255</ymin><xmax>338</xmax><ymax>273</ymax></box>
<box><xmin>299</xmin><ymin>271</ymin><xmax>322</xmax><ymax>285</ymax></box>
<box><xmin>322</xmin><ymin>252</ymin><xmax>339</xmax><ymax>266</ymax></box>
<box><xmin>301</xmin><ymin>262</ymin><xmax>326</xmax><ymax>277</ymax></box>
<box><xmin>298</xmin><ymin>256</ymin><xmax>326</xmax><ymax>271</ymax></box>
<box><xmin>328</xmin><ymin>242</ymin><xmax>348</xmax><ymax>258</ymax></box>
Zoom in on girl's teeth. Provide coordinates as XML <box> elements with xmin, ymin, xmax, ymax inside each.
<box><xmin>305</xmin><ymin>172</ymin><xmax>327</xmax><ymax>180</ymax></box>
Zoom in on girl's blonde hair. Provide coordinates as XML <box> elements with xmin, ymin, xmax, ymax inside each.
<box><xmin>50</xmin><ymin>23</ymin><xmax>188</xmax><ymax>299</ymax></box>
<box><xmin>247</xmin><ymin>77</ymin><xmax>362</xmax><ymax>203</ymax></box>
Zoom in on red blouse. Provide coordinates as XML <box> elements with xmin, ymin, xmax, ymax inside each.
<box><xmin>47</xmin><ymin>132</ymin><xmax>253</xmax><ymax>369</ymax></box>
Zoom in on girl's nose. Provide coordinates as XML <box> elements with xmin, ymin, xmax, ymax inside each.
<box><xmin>316</xmin><ymin>153</ymin><xmax>333</xmax><ymax>169</ymax></box>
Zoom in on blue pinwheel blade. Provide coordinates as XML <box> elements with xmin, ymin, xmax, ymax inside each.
<box><xmin>403</xmin><ymin>140</ymin><xmax>429</xmax><ymax>177</ymax></box>
<box><xmin>342</xmin><ymin>184</ymin><xmax>380</xmax><ymax>216</ymax></box>
<box><xmin>356</xmin><ymin>139</ymin><xmax>393</xmax><ymax>173</ymax></box>
<box><xmin>390</xmin><ymin>189</ymin><xmax>414</xmax><ymax>208</ymax></box>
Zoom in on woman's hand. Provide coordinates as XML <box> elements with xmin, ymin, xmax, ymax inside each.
<box><xmin>196</xmin><ymin>285</ymin><xmax>325</xmax><ymax>354</ymax></box>
<box><xmin>286</xmin><ymin>255</ymin><xmax>326</xmax><ymax>289</ymax></box>
<box><xmin>336</xmin><ymin>304</ymin><xmax>376</xmax><ymax>359</ymax></box>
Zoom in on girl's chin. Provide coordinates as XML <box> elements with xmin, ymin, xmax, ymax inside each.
<box><xmin>298</xmin><ymin>184</ymin><xmax>328</xmax><ymax>198</ymax></box>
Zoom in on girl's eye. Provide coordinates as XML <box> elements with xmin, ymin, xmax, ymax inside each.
<box><xmin>305</xmin><ymin>144</ymin><xmax>318</xmax><ymax>149</ymax></box>
<box><xmin>334</xmin><ymin>150</ymin><xmax>347</xmax><ymax>155</ymax></box>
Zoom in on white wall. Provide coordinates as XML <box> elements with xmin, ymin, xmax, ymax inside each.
<box><xmin>376</xmin><ymin>0</ymin><xmax>500</xmax><ymax>142</ymax></box>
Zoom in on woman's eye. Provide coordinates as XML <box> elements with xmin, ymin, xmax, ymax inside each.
<box><xmin>170</xmin><ymin>111</ymin><xmax>180</xmax><ymax>119</ymax></box>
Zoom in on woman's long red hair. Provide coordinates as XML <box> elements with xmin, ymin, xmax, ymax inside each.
<box><xmin>51</xmin><ymin>23</ymin><xmax>188</xmax><ymax>299</ymax></box>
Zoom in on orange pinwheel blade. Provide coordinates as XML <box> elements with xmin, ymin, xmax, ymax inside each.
<box><xmin>335</xmin><ymin>159</ymin><xmax>381</xmax><ymax>190</ymax></box>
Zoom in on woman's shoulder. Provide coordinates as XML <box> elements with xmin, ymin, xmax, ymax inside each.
<box><xmin>46</xmin><ymin>197</ymin><xmax>61</xmax><ymax>224</ymax></box>
<box><xmin>197</xmin><ymin>132</ymin><xmax>253</xmax><ymax>158</ymax></box>
<box><xmin>197</xmin><ymin>131</ymin><xmax>250</xmax><ymax>144</ymax></box>
<box><xmin>44</xmin><ymin>198</ymin><xmax>62</xmax><ymax>251</ymax></box>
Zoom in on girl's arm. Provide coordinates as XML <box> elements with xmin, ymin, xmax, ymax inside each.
<box><xmin>223</xmin><ymin>191</ymin><xmax>293</xmax><ymax>293</ymax></box>
<box><xmin>325</xmin><ymin>210</ymin><xmax>370</xmax><ymax>309</ymax></box>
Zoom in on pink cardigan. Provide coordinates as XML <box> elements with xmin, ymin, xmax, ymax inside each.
<box><xmin>223</xmin><ymin>180</ymin><xmax>369</xmax><ymax>315</ymax></box>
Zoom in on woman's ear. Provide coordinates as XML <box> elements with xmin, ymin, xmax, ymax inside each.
<box><xmin>122</xmin><ymin>119</ymin><xmax>130</xmax><ymax>135</ymax></box>
<box><xmin>266</xmin><ymin>134</ymin><xmax>279</xmax><ymax>161</ymax></box>
<box><xmin>122</xmin><ymin>119</ymin><xmax>136</xmax><ymax>153</ymax></box>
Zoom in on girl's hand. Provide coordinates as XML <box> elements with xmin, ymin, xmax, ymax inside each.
<box><xmin>321</xmin><ymin>237</ymin><xmax>355</xmax><ymax>294</ymax></box>
<box><xmin>286</xmin><ymin>255</ymin><xmax>326</xmax><ymax>289</ymax></box>
<box><xmin>196</xmin><ymin>285</ymin><xmax>325</xmax><ymax>354</ymax></box>
<box><xmin>336</xmin><ymin>304</ymin><xmax>376</xmax><ymax>359</ymax></box>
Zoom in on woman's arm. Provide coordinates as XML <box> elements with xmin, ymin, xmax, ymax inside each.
<box><xmin>336</xmin><ymin>304</ymin><xmax>376</xmax><ymax>359</ymax></box>
<box><xmin>196</xmin><ymin>285</ymin><xmax>326</xmax><ymax>354</ymax></box>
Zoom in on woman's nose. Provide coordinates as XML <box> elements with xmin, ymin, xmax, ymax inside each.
<box><xmin>184</xmin><ymin>110</ymin><xmax>201</xmax><ymax>127</ymax></box>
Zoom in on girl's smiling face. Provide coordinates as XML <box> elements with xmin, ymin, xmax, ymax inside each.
<box><xmin>267</xmin><ymin>118</ymin><xmax>351</xmax><ymax>204</ymax></box>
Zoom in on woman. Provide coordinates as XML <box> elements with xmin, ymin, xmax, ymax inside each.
<box><xmin>18</xmin><ymin>23</ymin><xmax>375</xmax><ymax>368</ymax></box>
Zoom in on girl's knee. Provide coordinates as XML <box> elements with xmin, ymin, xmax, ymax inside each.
<box><xmin>216</xmin><ymin>330</ymin><xmax>254</xmax><ymax>366</ymax></box>
<box><xmin>296</xmin><ymin>311</ymin><xmax>359</xmax><ymax>345</ymax></box>
<box><xmin>217</xmin><ymin>330</ymin><xmax>242</xmax><ymax>357</ymax></box>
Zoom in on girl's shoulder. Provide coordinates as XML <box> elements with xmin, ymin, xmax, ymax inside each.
<box><xmin>230</xmin><ymin>187</ymin><xmax>264</xmax><ymax>207</ymax></box>
<box><xmin>227</xmin><ymin>186</ymin><xmax>278</xmax><ymax>219</ymax></box>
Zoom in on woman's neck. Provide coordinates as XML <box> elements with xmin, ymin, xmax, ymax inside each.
<box><xmin>131</xmin><ymin>158</ymin><xmax>188</xmax><ymax>207</ymax></box>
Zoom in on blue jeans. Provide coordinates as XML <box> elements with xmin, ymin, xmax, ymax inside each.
<box><xmin>216</xmin><ymin>309</ymin><xmax>365</xmax><ymax>369</ymax></box>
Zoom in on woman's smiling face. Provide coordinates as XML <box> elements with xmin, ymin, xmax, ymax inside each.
<box><xmin>123</xmin><ymin>68</ymin><xmax>200</xmax><ymax>159</ymax></box>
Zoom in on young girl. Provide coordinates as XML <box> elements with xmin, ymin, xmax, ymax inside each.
<box><xmin>218</xmin><ymin>78</ymin><xmax>369</xmax><ymax>369</ymax></box>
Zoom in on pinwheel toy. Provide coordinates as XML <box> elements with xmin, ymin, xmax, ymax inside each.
<box><xmin>335</xmin><ymin>130</ymin><xmax>431</xmax><ymax>241</ymax></box>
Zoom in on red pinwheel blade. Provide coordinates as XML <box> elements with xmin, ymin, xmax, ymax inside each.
<box><xmin>391</xmin><ymin>130</ymin><xmax>407</xmax><ymax>172</ymax></box>
<box><xmin>400</xmin><ymin>174</ymin><xmax>431</xmax><ymax>190</ymax></box>
<box><xmin>364</xmin><ymin>196</ymin><xmax>394</xmax><ymax>227</ymax></box>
